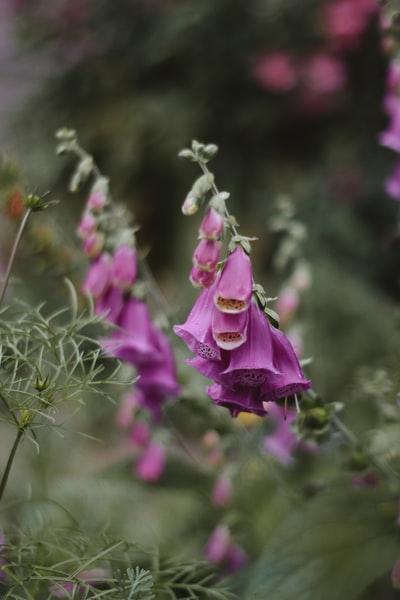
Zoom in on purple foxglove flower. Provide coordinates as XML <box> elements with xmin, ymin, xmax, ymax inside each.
<box><xmin>174</xmin><ymin>280</ymin><xmax>221</xmax><ymax>360</ymax></box>
<box><xmin>115</xmin><ymin>391</ymin><xmax>138</xmax><ymax>429</ymax></box>
<box><xmin>190</xmin><ymin>265</ymin><xmax>217</xmax><ymax>288</ymax></box>
<box><xmin>135</xmin><ymin>441</ymin><xmax>166</xmax><ymax>482</ymax></box>
<box><xmin>214</xmin><ymin>246</ymin><xmax>253</xmax><ymax>313</ymax></box>
<box><xmin>199</xmin><ymin>207</ymin><xmax>224</xmax><ymax>240</ymax></box>
<box><xmin>211</xmin><ymin>475</ymin><xmax>232</xmax><ymax>506</ymax></box>
<box><xmin>133</xmin><ymin>386</ymin><xmax>167</xmax><ymax>422</ymax></box>
<box><xmin>220</xmin><ymin>301</ymin><xmax>280</xmax><ymax>386</ymax></box>
<box><xmin>379</xmin><ymin>98</ymin><xmax>400</xmax><ymax>153</ymax></box>
<box><xmin>83</xmin><ymin>232</ymin><xmax>105</xmax><ymax>258</ymax></box>
<box><xmin>101</xmin><ymin>296</ymin><xmax>162</xmax><ymax>364</ymax></box>
<box><xmin>385</xmin><ymin>161</ymin><xmax>400</xmax><ymax>201</ymax></box>
<box><xmin>76</xmin><ymin>211</ymin><xmax>97</xmax><ymax>238</ymax></box>
<box><xmin>87</xmin><ymin>190</ymin><xmax>107</xmax><ymax>211</ymax></box>
<box><xmin>225</xmin><ymin>545</ymin><xmax>248</xmax><ymax>573</ymax></box>
<box><xmin>193</xmin><ymin>239</ymin><xmax>221</xmax><ymax>272</ymax></box>
<box><xmin>95</xmin><ymin>285</ymin><xmax>125</xmax><ymax>324</ymax></box>
<box><xmin>129</xmin><ymin>420</ymin><xmax>151</xmax><ymax>447</ymax></box>
<box><xmin>211</xmin><ymin>306</ymin><xmax>248</xmax><ymax>350</ymax></box>
<box><xmin>207</xmin><ymin>383</ymin><xmax>268</xmax><ymax>417</ymax></box>
<box><xmin>204</xmin><ymin>525</ymin><xmax>231</xmax><ymax>564</ymax></box>
<box><xmin>261</xmin><ymin>326</ymin><xmax>312</xmax><ymax>401</ymax></box>
<box><xmin>186</xmin><ymin>354</ymin><xmax>229</xmax><ymax>386</ymax></box>
<box><xmin>82</xmin><ymin>253</ymin><xmax>112</xmax><ymax>298</ymax></box>
<box><xmin>136</xmin><ymin>329</ymin><xmax>181</xmax><ymax>397</ymax></box>
<box><xmin>110</xmin><ymin>244</ymin><xmax>138</xmax><ymax>289</ymax></box>
<box><xmin>262</xmin><ymin>404</ymin><xmax>298</xmax><ymax>465</ymax></box>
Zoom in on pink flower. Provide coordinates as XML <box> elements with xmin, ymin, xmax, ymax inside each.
<box><xmin>385</xmin><ymin>161</ymin><xmax>400</xmax><ymax>201</ymax></box>
<box><xmin>192</xmin><ymin>239</ymin><xmax>222</xmax><ymax>273</ymax></box>
<box><xmin>101</xmin><ymin>296</ymin><xmax>162</xmax><ymax>364</ymax></box>
<box><xmin>211</xmin><ymin>308</ymin><xmax>248</xmax><ymax>350</ymax></box>
<box><xmin>115</xmin><ymin>391</ymin><xmax>138</xmax><ymax>429</ymax></box>
<box><xmin>110</xmin><ymin>244</ymin><xmax>137</xmax><ymax>289</ymax></box>
<box><xmin>129</xmin><ymin>421</ymin><xmax>151</xmax><ymax>447</ymax></box>
<box><xmin>276</xmin><ymin>286</ymin><xmax>299</xmax><ymax>326</ymax></box>
<box><xmin>301</xmin><ymin>52</ymin><xmax>347</xmax><ymax>95</ymax></box>
<box><xmin>205</xmin><ymin>525</ymin><xmax>231</xmax><ymax>563</ymax></box>
<box><xmin>83</xmin><ymin>232</ymin><xmax>104</xmax><ymax>258</ymax></box>
<box><xmin>214</xmin><ymin>247</ymin><xmax>253</xmax><ymax>313</ymax></box>
<box><xmin>87</xmin><ymin>190</ymin><xmax>106</xmax><ymax>211</ymax></box>
<box><xmin>321</xmin><ymin>0</ymin><xmax>377</xmax><ymax>50</ymax></box>
<box><xmin>211</xmin><ymin>475</ymin><xmax>232</xmax><ymax>506</ymax></box>
<box><xmin>82</xmin><ymin>253</ymin><xmax>112</xmax><ymax>298</ymax></box>
<box><xmin>253</xmin><ymin>51</ymin><xmax>298</xmax><ymax>93</ymax></box>
<box><xmin>199</xmin><ymin>207</ymin><xmax>225</xmax><ymax>240</ymax></box>
<box><xmin>190</xmin><ymin>265</ymin><xmax>218</xmax><ymax>288</ymax></box>
<box><xmin>76</xmin><ymin>211</ymin><xmax>97</xmax><ymax>238</ymax></box>
<box><xmin>262</xmin><ymin>404</ymin><xmax>298</xmax><ymax>465</ymax></box>
<box><xmin>95</xmin><ymin>285</ymin><xmax>125</xmax><ymax>324</ymax></box>
<box><xmin>135</xmin><ymin>441</ymin><xmax>166</xmax><ymax>482</ymax></box>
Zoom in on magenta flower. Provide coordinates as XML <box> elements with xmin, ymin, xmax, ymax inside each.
<box><xmin>211</xmin><ymin>475</ymin><xmax>232</xmax><ymax>506</ymax></box>
<box><xmin>301</xmin><ymin>52</ymin><xmax>347</xmax><ymax>95</ymax></box>
<box><xmin>262</xmin><ymin>404</ymin><xmax>298</xmax><ymax>465</ymax></box>
<box><xmin>253</xmin><ymin>50</ymin><xmax>298</xmax><ymax>93</ymax></box>
<box><xmin>174</xmin><ymin>280</ymin><xmax>221</xmax><ymax>360</ymax></box>
<box><xmin>129</xmin><ymin>421</ymin><xmax>151</xmax><ymax>447</ymax></box>
<box><xmin>205</xmin><ymin>525</ymin><xmax>247</xmax><ymax>574</ymax></box>
<box><xmin>87</xmin><ymin>190</ymin><xmax>107</xmax><ymax>211</ymax></box>
<box><xmin>110</xmin><ymin>244</ymin><xmax>137</xmax><ymax>289</ymax></box>
<box><xmin>207</xmin><ymin>383</ymin><xmax>268</xmax><ymax>417</ymax></box>
<box><xmin>76</xmin><ymin>211</ymin><xmax>97</xmax><ymax>238</ymax></box>
<box><xmin>192</xmin><ymin>239</ymin><xmax>221</xmax><ymax>273</ymax></box>
<box><xmin>211</xmin><ymin>308</ymin><xmax>248</xmax><ymax>350</ymax></box>
<box><xmin>214</xmin><ymin>247</ymin><xmax>252</xmax><ymax>313</ymax></box>
<box><xmin>379</xmin><ymin>98</ymin><xmax>400</xmax><ymax>154</ymax></box>
<box><xmin>82</xmin><ymin>253</ymin><xmax>112</xmax><ymax>298</ymax></box>
<box><xmin>385</xmin><ymin>162</ymin><xmax>400</xmax><ymax>201</ymax></box>
<box><xmin>199</xmin><ymin>207</ymin><xmax>225</xmax><ymax>240</ymax></box>
<box><xmin>95</xmin><ymin>285</ymin><xmax>125</xmax><ymax>324</ymax></box>
<box><xmin>101</xmin><ymin>296</ymin><xmax>162</xmax><ymax>364</ymax></box>
<box><xmin>135</xmin><ymin>441</ymin><xmax>166</xmax><ymax>482</ymax></box>
<box><xmin>82</xmin><ymin>232</ymin><xmax>104</xmax><ymax>258</ymax></box>
<box><xmin>190</xmin><ymin>265</ymin><xmax>217</xmax><ymax>288</ymax></box>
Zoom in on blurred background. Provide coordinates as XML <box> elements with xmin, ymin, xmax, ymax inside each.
<box><xmin>2</xmin><ymin>1</ymin><xmax>400</xmax><ymax>596</ymax></box>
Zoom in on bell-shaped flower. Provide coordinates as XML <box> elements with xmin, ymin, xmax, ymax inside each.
<box><xmin>76</xmin><ymin>211</ymin><xmax>97</xmax><ymax>238</ymax></box>
<box><xmin>199</xmin><ymin>207</ymin><xmax>224</xmax><ymax>240</ymax></box>
<box><xmin>261</xmin><ymin>326</ymin><xmax>312</xmax><ymax>401</ymax></box>
<box><xmin>207</xmin><ymin>383</ymin><xmax>268</xmax><ymax>418</ymax></box>
<box><xmin>82</xmin><ymin>252</ymin><xmax>112</xmax><ymax>298</ymax></box>
<box><xmin>192</xmin><ymin>239</ymin><xmax>221</xmax><ymax>273</ymax></box>
<box><xmin>190</xmin><ymin>265</ymin><xmax>217</xmax><ymax>288</ymax></box>
<box><xmin>220</xmin><ymin>301</ymin><xmax>280</xmax><ymax>386</ymax></box>
<box><xmin>214</xmin><ymin>246</ymin><xmax>253</xmax><ymax>313</ymax></box>
<box><xmin>101</xmin><ymin>296</ymin><xmax>162</xmax><ymax>364</ymax></box>
<box><xmin>110</xmin><ymin>244</ymin><xmax>138</xmax><ymax>289</ymax></box>
<box><xmin>136</xmin><ymin>329</ymin><xmax>181</xmax><ymax>398</ymax></box>
<box><xmin>211</xmin><ymin>307</ymin><xmax>248</xmax><ymax>350</ymax></box>
<box><xmin>135</xmin><ymin>441</ymin><xmax>166</xmax><ymax>482</ymax></box>
<box><xmin>174</xmin><ymin>279</ymin><xmax>221</xmax><ymax>360</ymax></box>
<box><xmin>95</xmin><ymin>285</ymin><xmax>125</xmax><ymax>324</ymax></box>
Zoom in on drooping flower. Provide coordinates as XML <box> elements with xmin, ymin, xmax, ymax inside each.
<box><xmin>199</xmin><ymin>207</ymin><xmax>225</xmax><ymax>240</ymax></box>
<box><xmin>174</xmin><ymin>279</ymin><xmax>221</xmax><ymax>361</ymax></box>
<box><xmin>211</xmin><ymin>308</ymin><xmax>248</xmax><ymax>350</ymax></box>
<box><xmin>110</xmin><ymin>244</ymin><xmax>137</xmax><ymax>289</ymax></box>
<box><xmin>101</xmin><ymin>296</ymin><xmax>162</xmax><ymax>364</ymax></box>
<box><xmin>82</xmin><ymin>252</ymin><xmax>112</xmax><ymax>298</ymax></box>
<box><xmin>190</xmin><ymin>265</ymin><xmax>217</xmax><ymax>288</ymax></box>
<box><xmin>135</xmin><ymin>440</ymin><xmax>166</xmax><ymax>482</ymax></box>
<box><xmin>192</xmin><ymin>239</ymin><xmax>222</xmax><ymax>273</ymax></box>
<box><xmin>214</xmin><ymin>247</ymin><xmax>253</xmax><ymax>313</ymax></box>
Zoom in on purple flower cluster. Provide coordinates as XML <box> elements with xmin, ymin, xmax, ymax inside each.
<box><xmin>174</xmin><ymin>246</ymin><xmax>311</xmax><ymax>417</ymax></box>
<box><xmin>78</xmin><ymin>182</ymin><xmax>180</xmax><ymax>423</ymax></box>
<box><xmin>190</xmin><ymin>207</ymin><xmax>224</xmax><ymax>288</ymax></box>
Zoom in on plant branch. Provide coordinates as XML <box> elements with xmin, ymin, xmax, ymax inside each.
<box><xmin>0</xmin><ymin>207</ymin><xmax>32</xmax><ymax>307</ymax></box>
<box><xmin>0</xmin><ymin>427</ymin><xmax>24</xmax><ymax>504</ymax></box>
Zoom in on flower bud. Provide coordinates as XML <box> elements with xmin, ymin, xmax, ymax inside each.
<box><xmin>199</xmin><ymin>207</ymin><xmax>224</xmax><ymax>240</ymax></box>
<box><xmin>83</xmin><ymin>232</ymin><xmax>105</xmax><ymax>258</ymax></box>
<box><xmin>214</xmin><ymin>247</ymin><xmax>253</xmax><ymax>313</ymax></box>
<box><xmin>190</xmin><ymin>266</ymin><xmax>217</xmax><ymax>288</ymax></box>
<box><xmin>110</xmin><ymin>244</ymin><xmax>137</xmax><ymax>289</ymax></box>
<box><xmin>182</xmin><ymin>192</ymin><xmax>199</xmax><ymax>215</ymax></box>
<box><xmin>76</xmin><ymin>211</ymin><xmax>97</xmax><ymax>238</ymax></box>
<box><xmin>192</xmin><ymin>239</ymin><xmax>221</xmax><ymax>272</ymax></box>
<box><xmin>212</xmin><ymin>475</ymin><xmax>232</xmax><ymax>506</ymax></box>
<box><xmin>135</xmin><ymin>441</ymin><xmax>166</xmax><ymax>482</ymax></box>
<box><xmin>82</xmin><ymin>252</ymin><xmax>112</xmax><ymax>297</ymax></box>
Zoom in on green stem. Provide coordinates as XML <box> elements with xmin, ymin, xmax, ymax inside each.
<box><xmin>0</xmin><ymin>428</ymin><xmax>24</xmax><ymax>504</ymax></box>
<box><xmin>0</xmin><ymin>208</ymin><xmax>32</xmax><ymax>307</ymax></box>
<box><xmin>198</xmin><ymin>161</ymin><xmax>240</xmax><ymax>237</ymax></box>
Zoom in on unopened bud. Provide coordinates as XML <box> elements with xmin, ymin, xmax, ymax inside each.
<box><xmin>182</xmin><ymin>193</ymin><xmax>199</xmax><ymax>216</ymax></box>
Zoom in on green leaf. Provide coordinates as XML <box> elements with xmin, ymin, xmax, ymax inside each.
<box><xmin>245</xmin><ymin>488</ymin><xmax>400</xmax><ymax>600</ymax></box>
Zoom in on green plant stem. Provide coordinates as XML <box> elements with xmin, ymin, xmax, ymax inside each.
<box><xmin>0</xmin><ymin>428</ymin><xmax>24</xmax><ymax>504</ymax></box>
<box><xmin>0</xmin><ymin>207</ymin><xmax>32</xmax><ymax>307</ymax></box>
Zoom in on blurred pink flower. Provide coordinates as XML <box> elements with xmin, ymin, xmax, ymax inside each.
<box><xmin>321</xmin><ymin>0</ymin><xmax>378</xmax><ymax>50</ymax></box>
<box><xmin>211</xmin><ymin>475</ymin><xmax>232</xmax><ymax>506</ymax></box>
<box><xmin>253</xmin><ymin>51</ymin><xmax>298</xmax><ymax>93</ymax></box>
<box><xmin>135</xmin><ymin>441</ymin><xmax>166</xmax><ymax>482</ymax></box>
<box><xmin>301</xmin><ymin>52</ymin><xmax>347</xmax><ymax>95</ymax></box>
<box><xmin>276</xmin><ymin>286</ymin><xmax>299</xmax><ymax>326</ymax></box>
